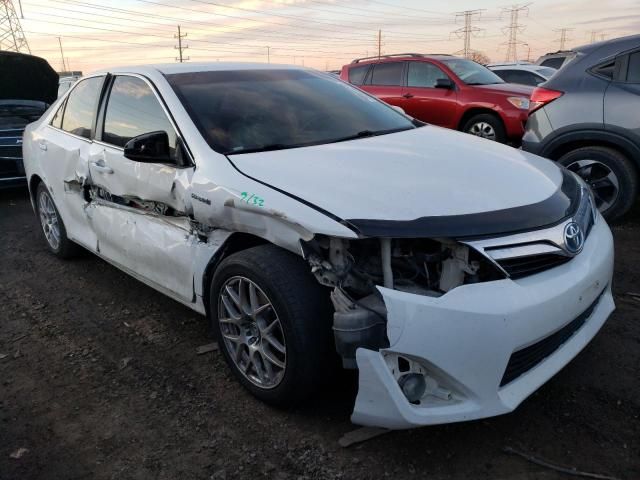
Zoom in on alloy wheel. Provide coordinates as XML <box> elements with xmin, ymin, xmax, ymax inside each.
<box><xmin>566</xmin><ymin>159</ymin><xmax>620</xmax><ymax>212</ymax></box>
<box><xmin>217</xmin><ymin>276</ymin><xmax>286</xmax><ymax>389</ymax></box>
<box><xmin>467</xmin><ymin>121</ymin><xmax>496</xmax><ymax>140</ymax></box>
<box><xmin>38</xmin><ymin>190</ymin><xmax>61</xmax><ymax>251</ymax></box>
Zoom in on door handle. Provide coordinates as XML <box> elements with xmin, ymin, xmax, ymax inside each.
<box><xmin>38</xmin><ymin>141</ymin><xmax>47</xmax><ymax>151</ymax></box>
<box><xmin>402</xmin><ymin>93</ymin><xmax>414</xmax><ymax>98</ymax></box>
<box><xmin>91</xmin><ymin>160</ymin><xmax>114</xmax><ymax>174</ymax></box>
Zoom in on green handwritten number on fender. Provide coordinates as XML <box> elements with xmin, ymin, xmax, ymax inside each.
<box><xmin>240</xmin><ymin>192</ymin><xmax>264</xmax><ymax>207</ymax></box>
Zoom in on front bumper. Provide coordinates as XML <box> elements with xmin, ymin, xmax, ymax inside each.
<box><xmin>352</xmin><ymin>218</ymin><xmax>615</xmax><ymax>429</ymax></box>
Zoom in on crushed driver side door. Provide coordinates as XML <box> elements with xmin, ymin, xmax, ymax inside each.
<box><xmin>86</xmin><ymin>74</ymin><xmax>197</xmax><ymax>303</ymax></box>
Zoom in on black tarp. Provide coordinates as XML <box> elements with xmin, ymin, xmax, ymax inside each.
<box><xmin>0</xmin><ymin>51</ymin><xmax>58</xmax><ymax>104</ymax></box>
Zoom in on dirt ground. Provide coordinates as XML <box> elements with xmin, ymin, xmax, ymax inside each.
<box><xmin>0</xmin><ymin>187</ymin><xmax>638</xmax><ymax>480</ymax></box>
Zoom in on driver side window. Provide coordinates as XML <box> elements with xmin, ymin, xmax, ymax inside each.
<box><xmin>103</xmin><ymin>76</ymin><xmax>178</xmax><ymax>160</ymax></box>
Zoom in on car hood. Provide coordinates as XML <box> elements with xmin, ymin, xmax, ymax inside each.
<box><xmin>227</xmin><ymin>126</ymin><xmax>577</xmax><ymax>238</ymax></box>
<box><xmin>473</xmin><ymin>83</ymin><xmax>534</xmax><ymax>96</ymax></box>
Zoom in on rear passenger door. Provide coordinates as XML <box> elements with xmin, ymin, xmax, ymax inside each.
<box><xmin>87</xmin><ymin>74</ymin><xmax>196</xmax><ymax>302</ymax></box>
<box><xmin>401</xmin><ymin>61</ymin><xmax>458</xmax><ymax>128</ymax></box>
<box><xmin>360</xmin><ymin>61</ymin><xmax>406</xmax><ymax>109</ymax></box>
<box><xmin>39</xmin><ymin>75</ymin><xmax>105</xmax><ymax>249</ymax></box>
<box><xmin>604</xmin><ymin>49</ymin><xmax>640</xmax><ymax>145</ymax></box>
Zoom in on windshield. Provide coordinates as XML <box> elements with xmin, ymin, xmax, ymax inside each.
<box><xmin>166</xmin><ymin>69</ymin><xmax>416</xmax><ymax>155</ymax></box>
<box><xmin>441</xmin><ymin>59</ymin><xmax>505</xmax><ymax>85</ymax></box>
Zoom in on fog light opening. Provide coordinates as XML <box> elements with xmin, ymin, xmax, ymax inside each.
<box><xmin>398</xmin><ymin>373</ymin><xmax>427</xmax><ymax>404</ymax></box>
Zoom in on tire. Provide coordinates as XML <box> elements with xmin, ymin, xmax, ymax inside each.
<box><xmin>462</xmin><ymin>113</ymin><xmax>507</xmax><ymax>143</ymax></box>
<box><xmin>35</xmin><ymin>182</ymin><xmax>79</xmax><ymax>258</ymax></box>
<box><xmin>210</xmin><ymin>245</ymin><xmax>333</xmax><ymax>407</ymax></box>
<box><xmin>558</xmin><ymin>146</ymin><xmax>638</xmax><ymax>221</ymax></box>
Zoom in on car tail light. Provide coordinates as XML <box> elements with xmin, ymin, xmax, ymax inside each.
<box><xmin>529</xmin><ymin>87</ymin><xmax>563</xmax><ymax>114</ymax></box>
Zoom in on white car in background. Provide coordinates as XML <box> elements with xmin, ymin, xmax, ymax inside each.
<box><xmin>488</xmin><ymin>62</ymin><xmax>557</xmax><ymax>86</ymax></box>
<box><xmin>22</xmin><ymin>63</ymin><xmax>614</xmax><ymax>429</ymax></box>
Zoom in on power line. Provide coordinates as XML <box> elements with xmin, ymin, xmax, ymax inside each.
<box><xmin>174</xmin><ymin>25</ymin><xmax>188</xmax><ymax>62</ymax></box>
<box><xmin>451</xmin><ymin>10</ymin><xmax>484</xmax><ymax>59</ymax></box>
<box><xmin>501</xmin><ymin>3</ymin><xmax>530</xmax><ymax>62</ymax></box>
<box><xmin>0</xmin><ymin>0</ymin><xmax>30</xmax><ymax>53</ymax></box>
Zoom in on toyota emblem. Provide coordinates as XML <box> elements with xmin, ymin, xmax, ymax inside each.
<box><xmin>564</xmin><ymin>222</ymin><xmax>584</xmax><ymax>254</ymax></box>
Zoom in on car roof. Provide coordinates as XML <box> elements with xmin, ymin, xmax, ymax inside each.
<box><xmin>91</xmin><ymin>62</ymin><xmax>307</xmax><ymax>76</ymax></box>
<box><xmin>489</xmin><ymin>64</ymin><xmax>554</xmax><ymax>74</ymax></box>
<box><xmin>347</xmin><ymin>54</ymin><xmax>457</xmax><ymax>67</ymax></box>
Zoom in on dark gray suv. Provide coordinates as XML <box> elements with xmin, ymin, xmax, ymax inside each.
<box><xmin>523</xmin><ymin>34</ymin><xmax>640</xmax><ymax>220</ymax></box>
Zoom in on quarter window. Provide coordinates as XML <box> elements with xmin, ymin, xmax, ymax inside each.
<box><xmin>103</xmin><ymin>76</ymin><xmax>177</xmax><ymax>159</ymax></box>
<box><xmin>61</xmin><ymin>76</ymin><xmax>104</xmax><ymax>139</ymax></box>
<box><xmin>51</xmin><ymin>100</ymin><xmax>65</xmax><ymax>129</ymax></box>
<box><xmin>626</xmin><ymin>51</ymin><xmax>640</xmax><ymax>83</ymax></box>
<box><xmin>407</xmin><ymin>62</ymin><xmax>449</xmax><ymax>88</ymax></box>
<box><xmin>348</xmin><ymin>65</ymin><xmax>370</xmax><ymax>85</ymax></box>
<box><xmin>369</xmin><ymin>62</ymin><xmax>404</xmax><ymax>86</ymax></box>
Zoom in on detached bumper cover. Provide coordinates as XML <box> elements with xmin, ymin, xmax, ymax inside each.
<box><xmin>352</xmin><ymin>218</ymin><xmax>614</xmax><ymax>429</ymax></box>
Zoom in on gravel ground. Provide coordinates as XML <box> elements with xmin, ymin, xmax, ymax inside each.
<box><xmin>1</xmin><ymin>187</ymin><xmax>638</xmax><ymax>480</ymax></box>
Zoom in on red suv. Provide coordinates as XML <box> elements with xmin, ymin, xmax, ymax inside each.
<box><xmin>340</xmin><ymin>53</ymin><xmax>533</xmax><ymax>144</ymax></box>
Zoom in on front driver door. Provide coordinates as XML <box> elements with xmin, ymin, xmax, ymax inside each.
<box><xmin>87</xmin><ymin>74</ymin><xmax>196</xmax><ymax>302</ymax></box>
<box><xmin>401</xmin><ymin>61</ymin><xmax>458</xmax><ymax>128</ymax></box>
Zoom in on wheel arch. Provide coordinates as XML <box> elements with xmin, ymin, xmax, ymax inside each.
<box><xmin>28</xmin><ymin>174</ymin><xmax>44</xmax><ymax>210</ymax></box>
<box><xmin>457</xmin><ymin>107</ymin><xmax>503</xmax><ymax>131</ymax></box>
<box><xmin>201</xmin><ymin>232</ymin><xmax>270</xmax><ymax>316</ymax></box>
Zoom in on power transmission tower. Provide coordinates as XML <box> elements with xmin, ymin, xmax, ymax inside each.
<box><xmin>174</xmin><ymin>25</ymin><xmax>188</xmax><ymax>63</ymax></box>
<box><xmin>451</xmin><ymin>10</ymin><xmax>484</xmax><ymax>59</ymax></box>
<box><xmin>0</xmin><ymin>0</ymin><xmax>30</xmax><ymax>53</ymax></box>
<box><xmin>589</xmin><ymin>30</ymin><xmax>601</xmax><ymax>43</ymax></box>
<box><xmin>554</xmin><ymin>28</ymin><xmax>573</xmax><ymax>50</ymax></box>
<box><xmin>501</xmin><ymin>4</ymin><xmax>530</xmax><ymax>62</ymax></box>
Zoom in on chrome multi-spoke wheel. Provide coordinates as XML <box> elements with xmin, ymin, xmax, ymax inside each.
<box><xmin>38</xmin><ymin>189</ymin><xmax>61</xmax><ymax>251</ymax></box>
<box><xmin>217</xmin><ymin>276</ymin><xmax>286</xmax><ymax>389</ymax></box>
<box><xmin>566</xmin><ymin>159</ymin><xmax>620</xmax><ymax>212</ymax></box>
<box><xmin>467</xmin><ymin>121</ymin><xmax>496</xmax><ymax>141</ymax></box>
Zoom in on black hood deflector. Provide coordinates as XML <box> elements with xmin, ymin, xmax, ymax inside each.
<box><xmin>347</xmin><ymin>170</ymin><xmax>581</xmax><ymax>239</ymax></box>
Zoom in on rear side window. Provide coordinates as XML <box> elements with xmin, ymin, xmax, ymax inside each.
<box><xmin>61</xmin><ymin>76</ymin><xmax>104</xmax><ymax>139</ymax></box>
<box><xmin>497</xmin><ymin>70</ymin><xmax>542</xmax><ymax>86</ymax></box>
<box><xmin>626</xmin><ymin>51</ymin><xmax>640</xmax><ymax>83</ymax></box>
<box><xmin>407</xmin><ymin>62</ymin><xmax>448</xmax><ymax>87</ymax></box>
<box><xmin>540</xmin><ymin>57</ymin><xmax>565</xmax><ymax>69</ymax></box>
<box><xmin>369</xmin><ymin>62</ymin><xmax>404</xmax><ymax>86</ymax></box>
<box><xmin>594</xmin><ymin>61</ymin><xmax>615</xmax><ymax>79</ymax></box>
<box><xmin>103</xmin><ymin>76</ymin><xmax>177</xmax><ymax>158</ymax></box>
<box><xmin>348</xmin><ymin>65</ymin><xmax>369</xmax><ymax>85</ymax></box>
<box><xmin>62</xmin><ymin>77</ymin><xmax>104</xmax><ymax>138</ymax></box>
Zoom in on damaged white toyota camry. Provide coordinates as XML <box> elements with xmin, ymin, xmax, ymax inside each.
<box><xmin>23</xmin><ymin>63</ymin><xmax>615</xmax><ymax>429</ymax></box>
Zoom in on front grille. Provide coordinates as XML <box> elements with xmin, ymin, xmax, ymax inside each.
<box><xmin>500</xmin><ymin>288</ymin><xmax>604</xmax><ymax>387</ymax></box>
<box><xmin>497</xmin><ymin>253</ymin><xmax>571</xmax><ymax>279</ymax></box>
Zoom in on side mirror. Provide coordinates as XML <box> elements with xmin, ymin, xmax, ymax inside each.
<box><xmin>435</xmin><ymin>78</ymin><xmax>454</xmax><ymax>89</ymax></box>
<box><xmin>123</xmin><ymin>131</ymin><xmax>171</xmax><ymax>163</ymax></box>
<box><xmin>391</xmin><ymin>105</ymin><xmax>406</xmax><ymax>115</ymax></box>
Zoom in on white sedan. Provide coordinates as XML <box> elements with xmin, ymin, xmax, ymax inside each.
<box><xmin>22</xmin><ymin>63</ymin><xmax>614</xmax><ymax>429</ymax></box>
<box><xmin>488</xmin><ymin>62</ymin><xmax>557</xmax><ymax>86</ymax></box>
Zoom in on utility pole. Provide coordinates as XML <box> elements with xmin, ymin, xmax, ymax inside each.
<box><xmin>0</xmin><ymin>0</ymin><xmax>30</xmax><ymax>53</ymax></box>
<box><xmin>266</xmin><ymin>45</ymin><xmax>270</xmax><ymax>63</ymax></box>
<box><xmin>501</xmin><ymin>4</ymin><xmax>530</xmax><ymax>62</ymax></box>
<box><xmin>377</xmin><ymin>29</ymin><xmax>382</xmax><ymax>59</ymax></box>
<box><xmin>522</xmin><ymin>42</ymin><xmax>531</xmax><ymax>62</ymax></box>
<box><xmin>589</xmin><ymin>30</ymin><xmax>601</xmax><ymax>43</ymax></box>
<box><xmin>57</xmin><ymin>36</ymin><xmax>67</xmax><ymax>72</ymax></box>
<box><xmin>174</xmin><ymin>25</ymin><xmax>189</xmax><ymax>63</ymax></box>
<box><xmin>451</xmin><ymin>10</ymin><xmax>484</xmax><ymax>59</ymax></box>
<box><xmin>599</xmin><ymin>33</ymin><xmax>607</xmax><ymax>42</ymax></box>
<box><xmin>555</xmin><ymin>28</ymin><xmax>573</xmax><ymax>50</ymax></box>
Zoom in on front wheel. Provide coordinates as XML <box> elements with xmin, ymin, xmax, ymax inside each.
<box><xmin>462</xmin><ymin>113</ymin><xmax>507</xmax><ymax>143</ymax></box>
<box><xmin>210</xmin><ymin>245</ymin><xmax>333</xmax><ymax>407</ymax></box>
<box><xmin>558</xmin><ymin>146</ymin><xmax>638</xmax><ymax>221</ymax></box>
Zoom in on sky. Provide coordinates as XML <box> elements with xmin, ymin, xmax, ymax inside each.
<box><xmin>10</xmin><ymin>0</ymin><xmax>640</xmax><ymax>73</ymax></box>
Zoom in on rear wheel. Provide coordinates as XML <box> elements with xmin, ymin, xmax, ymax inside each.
<box><xmin>210</xmin><ymin>245</ymin><xmax>332</xmax><ymax>407</ymax></box>
<box><xmin>558</xmin><ymin>146</ymin><xmax>638</xmax><ymax>221</ymax></box>
<box><xmin>462</xmin><ymin>113</ymin><xmax>506</xmax><ymax>143</ymax></box>
<box><xmin>35</xmin><ymin>183</ymin><xmax>79</xmax><ymax>258</ymax></box>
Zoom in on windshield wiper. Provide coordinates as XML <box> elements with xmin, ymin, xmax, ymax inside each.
<box><xmin>330</xmin><ymin>126</ymin><xmax>414</xmax><ymax>144</ymax></box>
<box><xmin>224</xmin><ymin>143</ymin><xmax>296</xmax><ymax>155</ymax></box>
